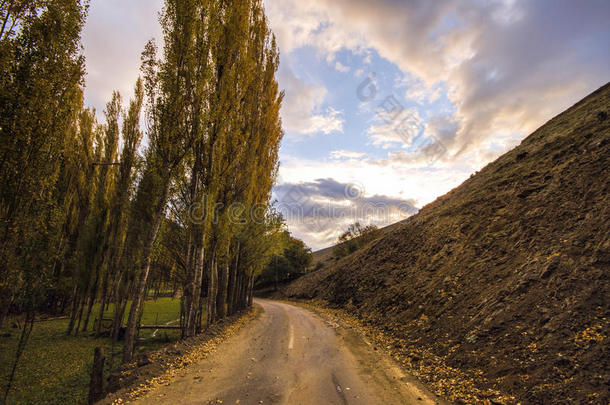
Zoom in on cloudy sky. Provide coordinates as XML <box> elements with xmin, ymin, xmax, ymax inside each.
<box><xmin>82</xmin><ymin>0</ymin><xmax>610</xmax><ymax>250</ymax></box>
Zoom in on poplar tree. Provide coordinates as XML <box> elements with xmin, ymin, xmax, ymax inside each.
<box><xmin>0</xmin><ymin>3</ymin><xmax>88</xmax><ymax>397</ymax></box>
<box><xmin>95</xmin><ymin>79</ymin><xmax>145</xmax><ymax>336</ymax></box>
<box><xmin>0</xmin><ymin>0</ymin><xmax>87</xmax><ymax>325</ymax></box>
<box><xmin>64</xmin><ymin>108</ymin><xmax>101</xmax><ymax>335</ymax></box>
<box><xmin>121</xmin><ymin>0</ymin><xmax>204</xmax><ymax>362</ymax></box>
<box><xmin>74</xmin><ymin>93</ymin><xmax>121</xmax><ymax>334</ymax></box>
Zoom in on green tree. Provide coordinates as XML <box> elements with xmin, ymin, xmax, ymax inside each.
<box><xmin>0</xmin><ymin>0</ymin><xmax>88</xmax><ymax>399</ymax></box>
<box><xmin>258</xmin><ymin>231</ymin><xmax>313</xmax><ymax>290</ymax></box>
<box><xmin>333</xmin><ymin>222</ymin><xmax>381</xmax><ymax>259</ymax></box>
<box><xmin>121</xmin><ymin>0</ymin><xmax>207</xmax><ymax>361</ymax></box>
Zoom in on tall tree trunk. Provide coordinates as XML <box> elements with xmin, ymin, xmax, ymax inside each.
<box><xmin>3</xmin><ymin>310</ymin><xmax>35</xmax><ymax>403</ymax></box>
<box><xmin>66</xmin><ymin>284</ymin><xmax>79</xmax><ymax>335</ymax></box>
<box><xmin>122</xmin><ymin>255</ymin><xmax>151</xmax><ymax>363</ymax></box>
<box><xmin>122</xmin><ymin>204</ymin><xmax>165</xmax><ymax>363</ymax></box>
<box><xmin>205</xmin><ymin>253</ymin><xmax>218</xmax><ymax>328</ymax></box>
<box><xmin>82</xmin><ymin>295</ymin><xmax>94</xmax><ymax>333</ymax></box>
<box><xmin>238</xmin><ymin>271</ymin><xmax>246</xmax><ymax>311</ymax></box>
<box><xmin>82</xmin><ymin>274</ymin><xmax>100</xmax><ymax>332</ymax></box>
<box><xmin>94</xmin><ymin>234</ymin><xmax>118</xmax><ymax>336</ymax></box>
<box><xmin>247</xmin><ymin>273</ymin><xmax>254</xmax><ymax>307</ymax></box>
<box><xmin>108</xmin><ymin>235</ymin><xmax>128</xmax><ymax>340</ymax></box>
<box><xmin>111</xmin><ymin>294</ymin><xmax>128</xmax><ymax>342</ymax></box>
<box><xmin>216</xmin><ymin>259</ymin><xmax>229</xmax><ymax>319</ymax></box>
<box><xmin>185</xmin><ymin>243</ymin><xmax>203</xmax><ymax>336</ymax></box>
<box><xmin>110</xmin><ymin>267</ymin><xmax>131</xmax><ymax>341</ymax></box>
<box><xmin>196</xmin><ymin>273</ymin><xmax>206</xmax><ymax>334</ymax></box>
<box><xmin>227</xmin><ymin>242</ymin><xmax>239</xmax><ymax>316</ymax></box>
<box><xmin>181</xmin><ymin>237</ymin><xmax>194</xmax><ymax>338</ymax></box>
<box><xmin>74</xmin><ymin>297</ymin><xmax>86</xmax><ymax>336</ymax></box>
<box><xmin>95</xmin><ymin>269</ymin><xmax>110</xmax><ymax>336</ymax></box>
<box><xmin>110</xmin><ymin>288</ymin><xmax>124</xmax><ymax>341</ymax></box>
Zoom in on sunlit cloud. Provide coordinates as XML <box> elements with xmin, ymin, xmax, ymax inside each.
<box><xmin>278</xmin><ymin>65</ymin><xmax>345</xmax><ymax>138</ymax></box>
<box><xmin>334</xmin><ymin>61</ymin><xmax>350</xmax><ymax>73</ymax></box>
<box><xmin>266</xmin><ymin>0</ymin><xmax>610</xmax><ymax>156</ymax></box>
<box><xmin>329</xmin><ymin>150</ymin><xmax>366</xmax><ymax>160</ymax></box>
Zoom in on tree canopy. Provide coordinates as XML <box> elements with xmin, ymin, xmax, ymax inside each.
<box><xmin>333</xmin><ymin>222</ymin><xmax>381</xmax><ymax>259</ymax></box>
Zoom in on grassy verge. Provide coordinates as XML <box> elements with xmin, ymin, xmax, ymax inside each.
<box><xmin>0</xmin><ymin>297</ymin><xmax>182</xmax><ymax>405</ymax></box>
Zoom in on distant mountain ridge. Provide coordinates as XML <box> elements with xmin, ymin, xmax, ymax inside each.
<box><xmin>287</xmin><ymin>83</ymin><xmax>610</xmax><ymax>403</ymax></box>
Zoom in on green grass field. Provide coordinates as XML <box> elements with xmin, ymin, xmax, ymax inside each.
<box><xmin>0</xmin><ymin>297</ymin><xmax>182</xmax><ymax>405</ymax></box>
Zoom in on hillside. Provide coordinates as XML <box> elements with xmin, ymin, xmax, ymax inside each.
<box><xmin>286</xmin><ymin>83</ymin><xmax>610</xmax><ymax>403</ymax></box>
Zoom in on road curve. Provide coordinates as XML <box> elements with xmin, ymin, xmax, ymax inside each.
<box><xmin>135</xmin><ymin>299</ymin><xmax>444</xmax><ymax>405</ymax></box>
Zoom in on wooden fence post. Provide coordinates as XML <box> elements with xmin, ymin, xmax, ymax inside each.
<box><xmin>88</xmin><ymin>346</ymin><xmax>105</xmax><ymax>404</ymax></box>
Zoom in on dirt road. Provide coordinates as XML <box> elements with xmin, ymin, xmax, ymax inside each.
<box><xmin>135</xmin><ymin>299</ymin><xmax>445</xmax><ymax>405</ymax></box>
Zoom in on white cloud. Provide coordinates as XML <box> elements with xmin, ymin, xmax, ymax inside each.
<box><xmin>307</xmin><ymin>107</ymin><xmax>344</xmax><ymax>135</ymax></box>
<box><xmin>335</xmin><ymin>61</ymin><xmax>350</xmax><ymax>73</ymax></box>
<box><xmin>278</xmin><ymin>65</ymin><xmax>344</xmax><ymax>137</ymax></box>
<box><xmin>266</xmin><ymin>0</ymin><xmax>610</xmax><ymax>158</ymax></box>
<box><xmin>367</xmin><ymin>107</ymin><xmax>423</xmax><ymax>148</ymax></box>
<box><xmin>274</xmin><ymin>178</ymin><xmax>418</xmax><ymax>249</ymax></box>
<box><xmin>330</xmin><ymin>150</ymin><xmax>366</xmax><ymax>160</ymax></box>
<box><xmin>279</xmin><ymin>153</ymin><xmax>471</xmax><ymax>213</ymax></box>
<box><xmin>397</xmin><ymin>75</ymin><xmax>445</xmax><ymax>105</ymax></box>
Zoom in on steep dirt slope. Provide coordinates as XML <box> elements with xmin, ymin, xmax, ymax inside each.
<box><xmin>286</xmin><ymin>83</ymin><xmax>610</xmax><ymax>403</ymax></box>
